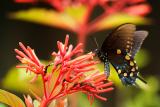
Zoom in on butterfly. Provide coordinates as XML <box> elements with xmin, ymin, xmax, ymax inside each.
<box><xmin>95</xmin><ymin>23</ymin><xmax>148</xmax><ymax>86</ymax></box>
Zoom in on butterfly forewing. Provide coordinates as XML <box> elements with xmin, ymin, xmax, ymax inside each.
<box><xmin>101</xmin><ymin>24</ymin><xmax>136</xmax><ymax>55</ymax></box>
<box><xmin>101</xmin><ymin>24</ymin><xmax>148</xmax><ymax>58</ymax></box>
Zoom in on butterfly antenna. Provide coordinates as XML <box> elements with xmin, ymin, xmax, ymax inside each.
<box><xmin>137</xmin><ymin>76</ymin><xmax>147</xmax><ymax>84</ymax></box>
<box><xmin>91</xmin><ymin>36</ymin><xmax>99</xmax><ymax>49</ymax></box>
<box><xmin>94</xmin><ymin>37</ymin><xmax>99</xmax><ymax>49</ymax></box>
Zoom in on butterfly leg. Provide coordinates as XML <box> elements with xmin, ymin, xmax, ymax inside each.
<box><xmin>104</xmin><ymin>60</ymin><xmax>110</xmax><ymax>77</ymax></box>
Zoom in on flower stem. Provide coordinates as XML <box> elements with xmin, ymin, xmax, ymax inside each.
<box><xmin>76</xmin><ymin>4</ymin><xmax>94</xmax><ymax>50</ymax></box>
<box><xmin>42</xmin><ymin>75</ymin><xmax>48</xmax><ymax>99</ymax></box>
<box><xmin>77</xmin><ymin>33</ymin><xmax>86</xmax><ymax>51</ymax></box>
<box><xmin>40</xmin><ymin>98</ymin><xmax>48</xmax><ymax>107</ymax></box>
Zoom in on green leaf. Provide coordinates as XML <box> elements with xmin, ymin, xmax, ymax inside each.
<box><xmin>0</xmin><ymin>103</ymin><xmax>7</xmax><ymax>107</ymax></box>
<box><xmin>121</xmin><ymin>77</ymin><xmax>160</xmax><ymax>107</ymax></box>
<box><xmin>109</xmin><ymin>64</ymin><xmax>124</xmax><ymax>87</ymax></box>
<box><xmin>135</xmin><ymin>49</ymin><xmax>150</xmax><ymax>68</ymax></box>
<box><xmin>95</xmin><ymin>13</ymin><xmax>151</xmax><ymax>31</ymax></box>
<box><xmin>76</xmin><ymin>93</ymin><xmax>101</xmax><ymax>107</ymax></box>
<box><xmin>1</xmin><ymin>66</ymin><xmax>43</xmax><ymax>96</ymax></box>
<box><xmin>9</xmin><ymin>6</ymin><xmax>86</xmax><ymax>32</ymax></box>
<box><xmin>97</xmin><ymin>62</ymin><xmax>123</xmax><ymax>87</ymax></box>
<box><xmin>33</xmin><ymin>100</ymin><xmax>40</xmax><ymax>107</ymax></box>
<box><xmin>65</xmin><ymin>5</ymin><xmax>86</xmax><ymax>24</ymax></box>
<box><xmin>0</xmin><ymin>89</ymin><xmax>26</xmax><ymax>107</ymax></box>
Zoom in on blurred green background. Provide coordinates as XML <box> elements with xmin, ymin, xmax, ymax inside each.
<box><xmin>0</xmin><ymin>0</ymin><xmax>160</xmax><ymax>107</ymax></box>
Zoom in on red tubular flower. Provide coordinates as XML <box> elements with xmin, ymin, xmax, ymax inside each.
<box><xmin>48</xmin><ymin>35</ymin><xmax>113</xmax><ymax>103</ymax></box>
<box><xmin>15</xmin><ymin>35</ymin><xmax>113</xmax><ymax>107</ymax></box>
<box><xmin>15</xmin><ymin>42</ymin><xmax>45</xmax><ymax>82</ymax></box>
<box><xmin>24</xmin><ymin>95</ymin><xmax>34</xmax><ymax>107</ymax></box>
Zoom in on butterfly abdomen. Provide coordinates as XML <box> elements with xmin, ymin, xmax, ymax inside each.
<box><xmin>95</xmin><ymin>49</ymin><xmax>111</xmax><ymax>77</ymax></box>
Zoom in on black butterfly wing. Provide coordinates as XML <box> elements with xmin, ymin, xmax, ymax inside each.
<box><xmin>101</xmin><ymin>23</ymin><xmax>148</xmax><ymax>58</ymax></box>
<box><xmin>101</xmin><ymin>23</ymin><xmax>136</xmax><ymax>55</ymax></box>
<box><xmin>131</xmin><ymin>31</ymin><xmax>148</xmax><ymax>57</ymax></box>
<box><xmin>101</xmin><ymin>23</ymin><xmax>148</xmax><ymax>85</ymax></box>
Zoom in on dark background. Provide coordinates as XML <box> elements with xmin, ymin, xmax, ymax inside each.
<box><xmin>0</xmin><ymin>0</ymin><xmax>160</xmax><ymax>106</ymax></box>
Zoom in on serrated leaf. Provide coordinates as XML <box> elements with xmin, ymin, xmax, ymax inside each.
<box><xmin>0</xmin><ymin>89</ymin><xmax>26</xmax><ymax>107</ymax></box>
<box><xmin>95</xmin><ymin>13</ymin><xmax>151</xmax><ymax>31</ymax></box>
<box><xmin>1</xmin><ymin>66</ymin><xmax>43</xmax><ymax>97</ymax></box>
<box><xmin>9</xmin><ymin>6</ymin><xmax>86</xmax><ymax>32</ymax></box>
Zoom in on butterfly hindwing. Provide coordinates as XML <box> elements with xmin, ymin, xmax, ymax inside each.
<box><xmin>131</xmin><ymin>31</ymin><xmax>148</xmax><ymax>57</ymax></box>
<box><xmin>108</xmin><ymin>50</ymin><xmax>138</xmax><ymax>85</ymax></box>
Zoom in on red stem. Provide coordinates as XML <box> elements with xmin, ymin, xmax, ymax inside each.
<box><xmin>40</xmin><ymin>72</ymin><xmax>63</xmax><ymax>106</ymax></box>
<box><xmin>87</xmin><ymin>0</ymin><xmax>128</xmax><ymax>33</ymax></box>
<box><xmin>77</xmin><ymin>32</ymin><xmax>86</xmax><ymax>51</ymax></box>
<box><xmin>40</xmin><ymin>98</ymin><xmax>49</xmax><ymax>107</ymax></box>
<box><xmin>76</xmin><ymin>4</ymin><xmax>95</xmax><ymax>50</ymax></box>
<box><xmin>83</xmin><ymin>4</ymin><xmax>94</xmax><ymax>25</ymax></box>
<box><xmin>48</xmin><ymin>87</ymin><xmax>64</xmax><ymax>101</ymax></box>
<box><xmin>42</xmin><ymin>75</ymin><xmax>48</xmax><ymax>99</ymax></box>
<box><xmin>87</xmin><ymin>11</ymin><xmax>108</xmax><ymax>33</ymax></box>
<box><xmin>49</xmin><ymin>69</ymin><xmax>63</xmax><ymax>98</ymax></box>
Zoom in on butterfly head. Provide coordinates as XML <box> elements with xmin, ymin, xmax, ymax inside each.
<box><xmin>94</xmin><ymin>49</ymin><xmax>100</xmax><ymax>55</ymax></box>
<box><xmin>94</xmin><ymin>49</ymin><xmax>108</xmax><ymax>62</ymax></box>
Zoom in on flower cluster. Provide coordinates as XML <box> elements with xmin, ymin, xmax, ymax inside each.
<box><xmin>15</xmin><ymin>35</ymin><xmax>113</xmax><ymax>107</ymax></box>
<box><xmin>14</xmin><ymin>0</ymin><xmax>151</xmax><ymax>50</ymax></box>
<box><xmin>15</xmin><ymin>0</ymin><xmax>151</xmax><ymax>15</ymax></box>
